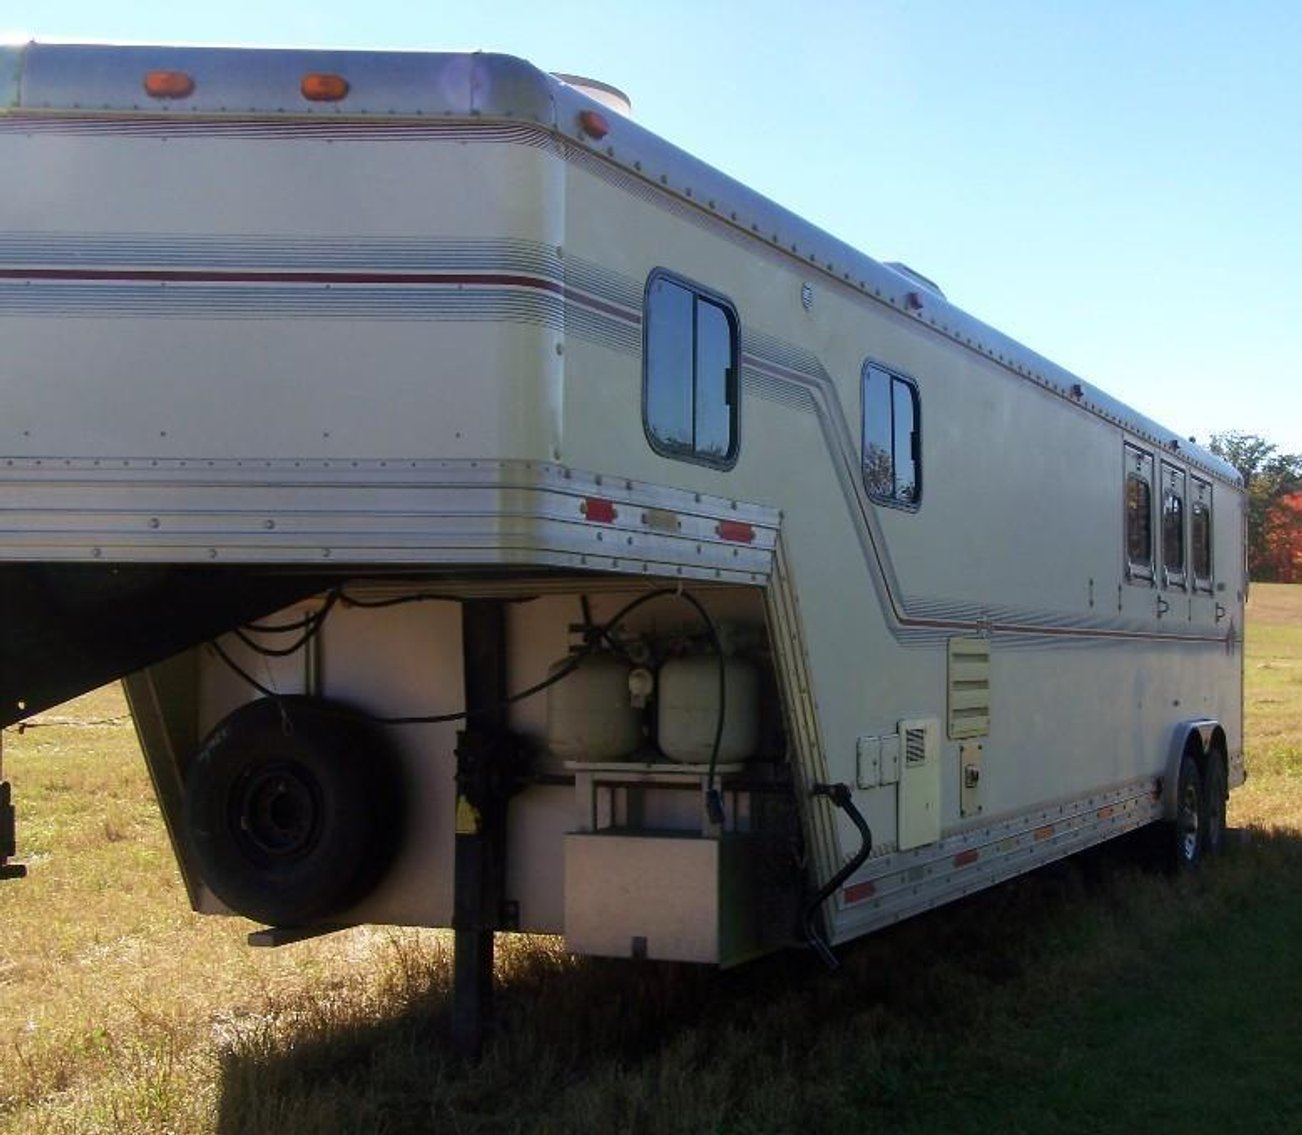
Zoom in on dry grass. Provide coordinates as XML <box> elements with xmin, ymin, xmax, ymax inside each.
<box><xmin>1231</xmin><ymin>583</ymin><xmax>1302</xmax><ymax>829</ymax></box>
<box><xmin>1</xmin><ymin>586</ymin><xmax>1300</xmax><ymax>1133</ymax></box>
<box><xmin>0</xmin><ymin>687</ymin><xmax>450</xmax><ymax>1133</ymax></box>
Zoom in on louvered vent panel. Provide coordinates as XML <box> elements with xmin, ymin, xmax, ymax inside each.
<box><xmin>948</xmin><ymin>637</ymin><xmax>991</xmax><ymax>739</ymax></box>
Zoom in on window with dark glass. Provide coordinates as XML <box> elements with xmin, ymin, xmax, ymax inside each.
<box><xmin>1191</xmin><ymin>477</ymin><xmax>1213</xmax><ymax>591</ymax></box>
<box><xmin>644</xmin><ymin>272</ymin><xmax>738</xmax><ymax>466</ymax></box>
<box><xmin>862</xmin><ymin>363</ymin><xmax>921</xmax><ymax>506</ymax></box>
<box><xmin>1125</xmin><ymin>445</ymin><xmax>1154</xmax><ymax>580</ymax></box>
<box><xmin>1161</xmin><ymin>463</ymin><xmax>1186</xmax><ymax>589</ymax></box>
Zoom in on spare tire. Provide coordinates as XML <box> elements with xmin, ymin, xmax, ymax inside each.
<box><xmin>183</xmin><ymin>696</ymin><xmax>404</xmax><ymax>927</ymax></box>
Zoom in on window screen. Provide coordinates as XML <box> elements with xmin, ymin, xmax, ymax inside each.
<box><xmin>1161</xmin><ymin>463</ymin><xmax>1186</xmax><ymax>589</ymax></box>
<box><xmin>1191</xmin><ymin>477</ymin><xmax>1213</xmax><ymax>591</ymax></box>
<box><xmin>644</xmin><ymin>273</ymin><xmax>738</xmax><ymax>466</ymax></box>
<box><xmin>1125</xmin><ymin>446</ymin><xmax>1154</xmax><ymax>580</ymax></box>
<box><xmin>862</xmin><ymin>363</ymin><xmax>921</xmax><ymax>507</ymax></box>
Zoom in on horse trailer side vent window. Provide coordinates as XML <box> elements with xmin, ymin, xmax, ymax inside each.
<box><xmin>1191</xmin><ymin>476</ymin><xmax>1214</xmax><ymax>592</ymax></box>
<box><xmin>1124</xmin><ymin>445</ymin><xmax>1155</xmax><ymax>581</ymax></box>
<box><xmin>1161</xmin><ymin>462</ymin><xmax>1187</xmax><ymax>590</ymax></box>
<box><xmin>643</xmin><ymin>271</ymin><xmax>739</xmax><ymax>468</ymax></box>
<box><xmin>862</xmin><ymin>363</ymin><xmax>921</xmax><ymax>507</ymax></box>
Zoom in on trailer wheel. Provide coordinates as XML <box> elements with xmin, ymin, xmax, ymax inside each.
<box><xmin>183</xmin><ymin>696</ymin><xmax>403</xmax><ymax>927</ymax></box>
<box><xmin>1168</xmin><ymin>753</ymin><xmax>1204</xmax><ymax>872</ymax></box>
<box><xmin>1202</xmin><ymin>751</ymin><xmax>1228</xmax><ymax>859</ymax></box>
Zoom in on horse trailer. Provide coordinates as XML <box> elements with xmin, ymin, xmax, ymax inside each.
<box><xmin>0</xmin><ymin>43</ymin><xmax>1246</xmax><ymax>1047</ymax></box>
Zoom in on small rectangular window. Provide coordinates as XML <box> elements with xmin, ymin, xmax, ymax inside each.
<box><xmin>1125</xmin><ymin>445</ymin><xmax>1154</xmax><ymax>581</ymax></box>
<box><xmin>644</xmin><ymin>272</ymin><xmax>739</xmax><ymax>467</ymax></box>
<box><xmin>1161</xmin><ymin>463</ymin><xmax>1187</xmax><ymax>589</ymax></box>
<box><xmin>862</xmin><ymin>363</ymin><xmax>921</xmax><ymax>507</ymax></box>
<box><xmin>1191</xmin><ymin>476</ymin><xmax>1213</xmax><ymax>592</ymax></box>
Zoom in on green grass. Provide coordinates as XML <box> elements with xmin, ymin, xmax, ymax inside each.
<box><xmin>2</xmin><ymin>586</ymin><xmax>1301</xmax><ymax>1134</ymax></box>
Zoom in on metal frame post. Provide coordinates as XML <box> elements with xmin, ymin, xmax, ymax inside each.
<box><xmin>0</xmin><ymin>731</ymin><xmax>25</xmax><ymax>880</ymax></box>
<box><xmin>451</xmin><ymin>599</ymin><xmax>511</xmax><ymax>1056</ymax></box>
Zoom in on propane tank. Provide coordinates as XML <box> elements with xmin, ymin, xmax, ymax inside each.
<box><xmin>545</xmin><ymin>651</ymin><xmax>642</xmax><ymax>762</ymax></box>
<box><xmin>657</xmin><ymin>656</ymin><xmax>760</xmax><ymax>763</ymax></box>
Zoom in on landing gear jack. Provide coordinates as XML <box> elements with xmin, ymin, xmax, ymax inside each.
<box><xmin>0</xmin><ymin>781</ymin><xmax>25</xmax><ymax>880</ymax></box>
<box><xmin>451</xmin><ymin>600</ymin><xmax>527</xmax><ymax>1058</ymax></box>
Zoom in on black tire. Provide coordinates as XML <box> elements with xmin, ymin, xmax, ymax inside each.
<box><xmin>183</xmin><ymin>696</ymin><xmax>403</xmax><ymax>927</ymax></box>
<box><xmin>1202</xmin><ymin>751</ymin><xmax>1228</xmax><ymax>859</ymax></box>
<box><xmin>1168</xmin><ymin>752</ymin><xmax>1204</xmax><ymax>873</ymax></box>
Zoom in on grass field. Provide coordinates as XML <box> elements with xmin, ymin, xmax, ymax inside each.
<box><xmin>2</xmin><ymin>586</ymin><xmax>1301</xmax><ymax>1134</ymax></box>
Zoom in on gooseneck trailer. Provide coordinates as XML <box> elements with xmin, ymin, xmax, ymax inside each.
<box><xmin>0</xmin><ymin>42</ymin><xmax>1245</xmax><ymax>1050</ymax></box>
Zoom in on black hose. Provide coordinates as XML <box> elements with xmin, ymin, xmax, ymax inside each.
<box><xmin>802</xmin><ymin>783</ymin><xmax>873</xmax><ymax>971</ymax></box>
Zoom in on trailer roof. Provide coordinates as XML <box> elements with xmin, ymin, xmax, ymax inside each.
<box><xmin>0</xmin><ymin>41</ymin><xmax>1241</xmax><ymax>488</ymax></box>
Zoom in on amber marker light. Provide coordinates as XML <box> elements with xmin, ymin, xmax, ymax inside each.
<box><xmin>143</xmin><ymin>70</ymin><xmax>195</xmax><ymax>99</ymax></box>
<box><xmin>301</xmin><ymin>73</ymin><xmax>350</xmax><ymax>102</ymax></box>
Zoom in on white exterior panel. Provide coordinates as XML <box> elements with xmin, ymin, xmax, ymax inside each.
<box><xmin>1</xmin><ymin>130</ymin><xmax>565</xmax><ymax>466</ymax></box>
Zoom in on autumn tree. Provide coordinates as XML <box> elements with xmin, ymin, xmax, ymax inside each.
<box><xmin>1262</xmin><ymin>491</ymin><xmax>1302</xmax><ymax>583</ymax></box>
<box><xmin>1209</xmin><ymin>432</ymin><xmax>1302</xmax><ymax>581</ymax></box>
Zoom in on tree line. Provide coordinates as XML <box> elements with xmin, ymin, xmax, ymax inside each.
<box><xmin>1210</xmin><ymin>432</ymin><xmax>1302</xmax><ymax>583</ymax></box>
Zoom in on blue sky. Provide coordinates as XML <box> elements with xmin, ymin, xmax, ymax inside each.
<box><xmin>5</xmin><ymin>0</ymin><xmax>1300</xmax><ymax>456</ymax></box>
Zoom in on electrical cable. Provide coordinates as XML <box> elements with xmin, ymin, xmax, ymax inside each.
<box><xmin>232</xmin><ymin>623</ymin><xmax>323</xmax><ymax>659</ymax></box>
<box><xmin>212</xmin><ymin>583</ymin><xmax>729</xmax><ymax>812</ymax></box>
<box><xmin>241</xmin><ymin>610</ymin><xmax>319</xmax><ymax>634</ymax></box>
<box><xmin>241</xmin><ymin>596</ymin><xmax>333</xmax><ymax>635</ymax></box>
<box><xmin>234</xmin><ymin>586</ymin><xmax>516</xmax><ymax>661</ymax></box>
<box><xmin>371</xmin><ymin>648</ymin><xmax>592</xmax><ymax>726</ymax></box>
<box><xmin>208</xmin><ymin>639</ymin><xmax>281</xmax><ymax>701</ymax></box>
<box><xmin>336</xmin><ymin>587</ymin><xmax>469</xmax><ymax>610</ymax></box>
<box><xmin>235</xmin><ymin>591</ymin><xmax>339</xmax><ymax>658</ymax></box>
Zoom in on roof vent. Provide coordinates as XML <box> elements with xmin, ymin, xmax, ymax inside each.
<box><xmin>884</xmin><ymin>261</ymin><xmax>945</xmax><ymax>299</ymax></box>
<box><xmin>553</xmin><ymin>73</ymin><xmax>632</xmax><ymax>118</ymax></box>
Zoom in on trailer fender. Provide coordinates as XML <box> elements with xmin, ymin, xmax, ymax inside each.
<box><xmin>1160</xmin><ymin>719</ymin><xmax>1224</xmax><ymax>822</ymax></box>
<box><xmin>183</xmin><ymin>696</ymin><xmax>405</xmax><ymax>927</ymax></box>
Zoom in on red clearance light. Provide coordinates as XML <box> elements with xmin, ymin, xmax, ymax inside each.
<box><xmin>578</xmin><ymin>109</ymin><xmax>610</xmax><ymax>139</ymax></box>
<box><xmin>581</xmin><ymin>497</ymin><xmax>617</xmax><ymax>524</ymax></box>
<box><xmin>143</xmin><ymin>70</ymin><xmax>195</xmax><ymax>100</ymax></box>
<box><xmin>716</xmin><ymin>520</ymin><xmax>755</xmax><ymax>544</ymax></box>
<box><xmin>953</xmin><ymin>849</ymin><xmax>979</xmax><ymax>868</ymax></box>
<box><xmin>843</xmin><ymin>880</ymin><xmax>876</xmax><ymax>904</ymax></box>
<box><xmin>301</xmin><ymin>73</ymin><xmax>350</xmax><ymax>102</ymax></box>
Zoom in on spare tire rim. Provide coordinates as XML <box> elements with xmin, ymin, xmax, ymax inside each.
<box><xmin>234</xmin><ymin>761</ymin><xmax>322</xmax><ymax>862</ymax></box>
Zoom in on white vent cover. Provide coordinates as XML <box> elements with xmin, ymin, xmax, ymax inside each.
<box><xmin>898</xmin><ymin>717</ymin><xmax>941</xmax><ymax>850</ymax></box>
